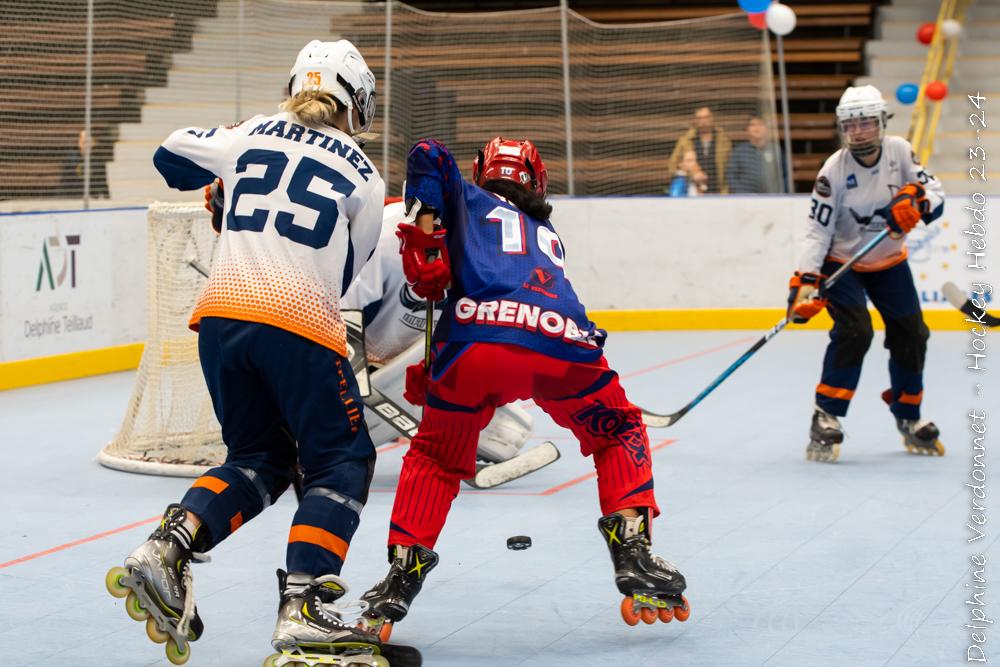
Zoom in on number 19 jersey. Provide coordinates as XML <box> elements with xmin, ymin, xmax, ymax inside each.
<box><xmin>153</xmin><ymin>112</ymin><xmax>385</xmax><ymax>357</ymax></box>
<box><xmin>404</xmin><ymin>139</ymin><xmax>605</xmax><ymax>363</ymax></box>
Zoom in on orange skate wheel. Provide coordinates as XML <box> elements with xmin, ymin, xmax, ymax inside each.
<box><xmin>658</xmin><ymin>606</ymin><xmax>674</xmax><ymax>623</ymax></box>
<box><xmin>620</xmin><ymin>597</ymin><xmax>640</xmax><ymax>626</ymax></box>
<box><xmin>378</xmin><ymin>621</ymin><xmax>394</xmax><ymax>643</ymax></box>
<box><xmin>673</xmin><ymin>596</ymin><xmax>691</xmax><ymax>622</ymax></box>
<box><xmin>640</xmin><ymin>607</ymin><xmax>657</xmax><ymax>624</ymax></box>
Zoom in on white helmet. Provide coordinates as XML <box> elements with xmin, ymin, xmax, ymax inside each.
<box><xmin>288</xmin><ymin>39</ymin><xmax>376</xmax><ymax>136</ymax></box>
<box><xmin>835</xmin><ymin>85</ymin><xmax>889</xmax><ymax>157</ymax></box>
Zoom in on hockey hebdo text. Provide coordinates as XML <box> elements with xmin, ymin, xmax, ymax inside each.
<box><xmin>966</xmin><ymin>91</ymin><xmax>989</xmax><ymax>664</ymax></box>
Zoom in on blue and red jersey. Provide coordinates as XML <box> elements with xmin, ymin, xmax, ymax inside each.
<box><xmin>404</xmin><ymin>139</ymin><xmax>605</xmax><ymax>362</ymax></box>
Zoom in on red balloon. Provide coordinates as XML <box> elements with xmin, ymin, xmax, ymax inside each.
<box><xmin>747</xmin><ymin>12</ymin><xmax>767</xmax><ymax>30</ymax></box>
<box><xmin>925</xmin><ymin>81</ymin><xmax>948</xmax><ymax>101</ymax></box>
<box><xmin>916</xmin><ymin>22</ymin><xmax>935</xmax><ymax>45</ymax></box>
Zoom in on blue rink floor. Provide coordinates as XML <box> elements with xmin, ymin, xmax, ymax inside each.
<box><xmin>0</xmin><ymin>330</ymin><xmax>989</xmax><ymax>667</ymax></box>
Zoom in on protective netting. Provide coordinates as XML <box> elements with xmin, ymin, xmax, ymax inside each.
<box><xmin>2</xmin><ymin>1</ymin><xmax>777</xmax><ymax>205</ymax></box>
<box><xmin>97</xmin><ymin>203</ymin><xmax>224</xmax><ymax>476</ymax></box>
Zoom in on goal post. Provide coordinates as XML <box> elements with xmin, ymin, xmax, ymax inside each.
<box><xmin>97</xmin><ymin>202</ymin><xmax>223</xmax><ymax>477</ymax></box>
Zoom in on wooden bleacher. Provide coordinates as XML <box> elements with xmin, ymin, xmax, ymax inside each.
<box><xmin>396</xmin><ymin>0</ymin><xmax>885</xmax><ymax>191</ymax></box>
<box><xmin>0</xmin><ymin>6</ymin><xmax>209</xmax><ymax>200</ymax></box>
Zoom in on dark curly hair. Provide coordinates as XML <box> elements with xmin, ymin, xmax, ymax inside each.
<box><xmin>481</xmin><ymin>179</ymin><xmax>553</xmax><ymax>221</ymax></box>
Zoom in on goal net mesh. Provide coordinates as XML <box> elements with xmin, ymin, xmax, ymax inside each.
<box><xmin>2</xmin><ymin>1</ymin><xmax>777</xmax><ymax>206</ymax></box>
<box><xmin>97</xmin><ymin>203</ymin><xmax>223</xmax><ymax>476</ymax></box>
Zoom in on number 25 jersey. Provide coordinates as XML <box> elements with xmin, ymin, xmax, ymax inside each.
<box><xmin>153</xmin><ymin>111</ymin><xmax>385</xmax><ymax>357</ymax></box>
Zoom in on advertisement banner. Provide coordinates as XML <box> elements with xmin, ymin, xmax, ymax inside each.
<box><xmin>0</xmin><ymin>208</ymin><xmax>146</xmax><ymax>361</ymax></box>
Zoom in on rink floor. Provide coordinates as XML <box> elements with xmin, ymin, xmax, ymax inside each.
<box><xmin>0</xmin><ymin>330</ymin><xmax>985</xmax><ymax>667</ymax></box>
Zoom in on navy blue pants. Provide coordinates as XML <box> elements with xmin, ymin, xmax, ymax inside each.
<box><xmin>815</xmin><ymin>259</ymin><xmax>929</xmax><ymax>420</ymax></box>
<box><xmin>180</xmin><ymin>317</ymin><xmax>375</xmax><ymax>576</ymax></box>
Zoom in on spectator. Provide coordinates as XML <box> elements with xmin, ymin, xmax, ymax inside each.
<box><xmin>667</xmin><ymin>106</ymin><xmax>731</xmax><ymax>194</ymax></box>
<box><xmin>668</xmin><ymin>149</ymin><xmax>708</xmax><ymax>197</ymax></box>
<box><xmin>727</xmin><ymin>115</ymin><xmax>787</xmax><ymax>194</ymax></box>
<box><xmin>61</xmin><ymin>129</ymin><xmax>110</xmax><ymax>198</ymax></box>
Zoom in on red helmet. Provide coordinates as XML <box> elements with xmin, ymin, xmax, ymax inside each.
<box><xmin>472</xmin><ymin>136</ymin><xmax>548</xmax><ymax>196</ymax></box>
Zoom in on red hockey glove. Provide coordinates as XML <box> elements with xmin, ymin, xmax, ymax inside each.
<box><xmin>397</xmin><ymin>222</ymin><xmax>451</xmax><ymax>302</ymax></box>
<box><xmin>787</xmin><ymin>271</ymin><xmax>829</xmax><ymax>324</ymax></box>
<box><xmin>203</xmin><ymin>178</ymin><xmax>224</xmax><ymax>234</ymax></box>
<box><xmin>403</xmin><ymin>361</ymin><xmax>428</xmax><ymax>406</ymax></box>
<box><xmin>886</xmin><ymin>182</ymin><xmax>928</xmax><ymax>238</ymax></box>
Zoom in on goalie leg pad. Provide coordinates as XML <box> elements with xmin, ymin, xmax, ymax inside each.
<box><xmin>477</xmin><ymin>402</ymin><xmax>533</xmax><ymax>463</ymax></box>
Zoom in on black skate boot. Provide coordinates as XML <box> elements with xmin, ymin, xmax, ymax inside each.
<box><xmin>806</xmin><ymin>406</ymin><xmax>844</xmax><ymax>463</ymax></box>
<box><xmin>896</xmin><ymin>418</ymin><xmax>945</xmax><ymax>456</ymax></box>
<box><xmin>104</xmin><ymin>504</ymin><xmax>207</xmax><ymax>665</ymax></box>
<box><xmin>360</xmin><ymin>544</ymin><xmax>439</xmax><ymax>642</ymax></box>
<box><xmin>882</xmin><ymin>389</ymin><xmax>945</xmax><ymax>456</ymax></box>
<box><xmin>265</xmin><ymin>569</ymin><xmax>396</xmax><ymax>667</ymax></box>
<box><xmin>598</xmin><ymin>511</ymin><xmax>689</xmax><ymax>626</ymax></box>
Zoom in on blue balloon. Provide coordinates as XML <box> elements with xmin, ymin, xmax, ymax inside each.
<box><xmin>738</xmin><ymin>0</ymin><xmax>772</xmax><ymax>12</ymax></box>
<box><xmin>896</xmin><ymin>83</ymin><xmax>919</xmax><ymax>105</ymax></box>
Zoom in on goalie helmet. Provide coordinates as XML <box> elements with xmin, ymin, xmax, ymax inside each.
<box><xmin>288</xmin><ymin>39</ymin><xmax>376</xmax><ymax>136</ymax></box>
<box><xmin>472</xmin><ymin>136</ymin><xmax>548</xmax><ymax>196</ymax></box>
<box><xmin>835</xmin><ymin>85</ymin><xmax>890</xmax><ymax>158</ymax></box>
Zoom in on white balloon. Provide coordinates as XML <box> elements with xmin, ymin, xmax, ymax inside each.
<box><xmin>766</xmin><ymin>3</ymin><xmax>797</xmax><ymax>36</ymax></box>
<box><xmin>941</xmin><ymin>19</ymin><xmax>962</xmax><ymax>39</ymax></box>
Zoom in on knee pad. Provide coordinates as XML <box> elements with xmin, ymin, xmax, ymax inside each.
<box><xmin>884</xmin><ymin>316</ymin><xmax>929</xmax><ymax>361</ymax></box>
<box><xmin>477</xmin><ymin>402</ymin><xmax>533</xmax><ymax>463</ymax></box>
<box><xmin>831</xmin><ymin>313</ymin><xmax>874</xmax><ymax>365</ymax></box>
<box><xmin>226</xmin><ymin>422</ymin><xmax>298</xmax><ymax>504</ymax></box>
<box><xmin>303</xmin><ymin>455</ymin><xmax>375</xmax><ymax>507</ymax></box>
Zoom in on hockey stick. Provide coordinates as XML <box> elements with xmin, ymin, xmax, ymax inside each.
<box><xmin>462</xmin><ymin>441</ymin><xmax>562</xmax><ymax>489</ymax></box>
<box><xmin>641</xmin><ymin>228</ymin><xmax>892</xmax><ymax>428</ymax></box>
<box><xmin>942</xmin><ymin>282</ymin><xmax>1000</xmax><ymax>327</ymax></box>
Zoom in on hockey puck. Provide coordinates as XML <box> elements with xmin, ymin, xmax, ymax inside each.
<box><xmin>506</xmin><ymin>535</ymin><xmax>532</xmax><ymax>550</ymax></box>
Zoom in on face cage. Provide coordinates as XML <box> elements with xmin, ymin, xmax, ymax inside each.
<box><xmin>337</xmin><ymin>73</ymin><xmax>375</xmax><ymax>136</ymax></box>
<box><xmin>838</xmin><ymin>115</ymin><xmax>884</xmax><ymax>157</ymax></box>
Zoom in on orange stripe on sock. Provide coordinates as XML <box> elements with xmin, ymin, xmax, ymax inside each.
<box><xmin>288</xmin><ymin>525</ymin><xmax>349</xmax><ymax>561</ymax></box>
<box><xmin>192</xmin><ymin>476</ymin><xmax>229</xmax><ymax>494</ymax></box>
<box><xmin>816</xmin><ymin>383</ymin><xmax>855</xmax><ymax>401</ymax></box>
<box><xmin>229</xmin><ymin>512</ymin><xmax>243</xmax><ymax>533</ymax></box>
<box><xmin>899</xmin><ymin>391</ymin><xmax>923</xmax><ymax>405</ymax></box>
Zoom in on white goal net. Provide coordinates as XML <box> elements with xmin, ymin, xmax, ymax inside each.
<box><xmin>97</xmin><ymin>203</ymin><xmax>223</xmax><ymax>477</ymax></box>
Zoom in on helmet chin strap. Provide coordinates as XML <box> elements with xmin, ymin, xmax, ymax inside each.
<box><xmin>849</xmin><ymin>141</ymin><xmax>880</xmax><ymax>158</ymax></box>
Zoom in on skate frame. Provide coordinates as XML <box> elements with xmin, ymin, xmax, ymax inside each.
<box><xmin>641</xmin><ymin>228</ymin><xmax>891</xmax><ymax>428</ymax></box>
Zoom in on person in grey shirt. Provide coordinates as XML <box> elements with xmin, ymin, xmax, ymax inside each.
<box><xmin>727</xmin><ymin>115</ymin><xmax>787</xmax><ymax>193</ymax></box>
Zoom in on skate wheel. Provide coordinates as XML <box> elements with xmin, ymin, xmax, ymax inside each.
<box><xmin>640</xmin><ymin>607</ymin><xmax>657</xmax><ymax>624</ymax></box>
<box><xmin>125</xmin><ymin>591</ymin><xmax>149</xmax><ymax>621</ymax></box>
<box><xmin>371</xmin><ymin>657</ymin><xmax>390</xmax><ymax>667</ymax></box>
<box><xmin>620</xmin><ymin>597</ymin><xmax>640</xmax><ymax>626</ymax></box>
<box><xmin>673</xmin><ymin>596</ymin><xmax>691</xmax><ymax>622</ymax></box>
<box><xmin>146</xmin><ymin>617</ymin><xmax>170</xmax><ymax>643</ymax></box>
<box><xmin>165</xmin><ymin>638</ymin><xmax>191</xmax><ymax>665</ymax></box>
<box><xmin>262</xmin><ymin>654</ymin><xmax>280</xmax><ymax>667</ymax></box>
<box><xmin>657</xmin><ymin>606</ymin><xmax>674</xmax><ymax>623</ymax></box>
<box><xmin>932</xmin><ymin>440</ymin><xmax>946</xmax><ymax>456</ymax></box>
<box><xmin>105</xmin><ymin>566</ymin><xmax>130</xmax><ymax>598</ymax></box>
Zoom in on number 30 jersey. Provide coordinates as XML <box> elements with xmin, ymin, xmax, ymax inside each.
<box><xmin>153</xmin><ymin>111</ymin><xmax>385</xmax><ymax>357</ymax></box>
<box><xmin>404</xmin><ymin>139</ymin><xmax>605</xmax><ymax>363</ymax></box>
<box><xmin>798</xmin><ymin>135</ymin><xmax>944</xmax><ymax>275</ymax></box>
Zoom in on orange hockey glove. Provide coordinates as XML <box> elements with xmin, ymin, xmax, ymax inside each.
<box><xmin>787</xmin><ymin>272</ymin><xmax>829</xmax><ymax>324</ymax></box>
<box><xmin>886</xmin><ymin>182</ymin><xmax>928</xmax><ymax>238</ymax></box>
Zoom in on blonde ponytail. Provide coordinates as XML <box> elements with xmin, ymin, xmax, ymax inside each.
<box><xmin>279</xmin><ymin>90</ymin><xmax>344</xmax><ymax>128</ymax></box>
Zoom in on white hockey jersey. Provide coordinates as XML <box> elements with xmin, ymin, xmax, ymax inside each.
<box><xmin>797</xmin><ymin>135</ymin><xmax>944</xmax><ymax>274</ymax></box>
<box><xmin>341</xmin><ymin>201</ymin><xmax>440</xmax><ymax>364</ymax></box>
<box><xmin>153</xmin><ymin>112</ymin><xmax>385</xmax><ymax>357</ymax></box>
